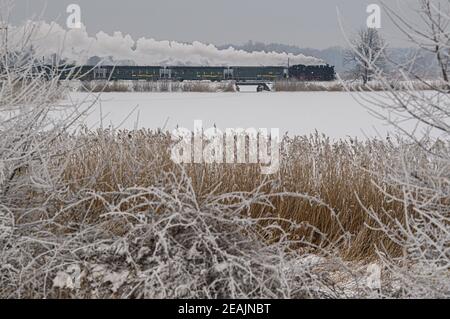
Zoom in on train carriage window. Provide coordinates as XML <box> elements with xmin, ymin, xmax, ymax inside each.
<box><xmin>93</xmin><ymin>67</ymin><xmax>107</xmax><ymax>79</ymax></box>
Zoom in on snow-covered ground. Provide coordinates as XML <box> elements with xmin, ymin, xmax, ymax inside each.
<box><xmin>70</xmin><ymin>91</ymin><xmax>400</xmax><ymax>139</ymax></box>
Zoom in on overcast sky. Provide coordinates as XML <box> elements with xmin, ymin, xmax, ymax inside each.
<box><xmin>9</xmin><ymin>0</ymin><xmax>416</xmax><ymax>49</ymax></box>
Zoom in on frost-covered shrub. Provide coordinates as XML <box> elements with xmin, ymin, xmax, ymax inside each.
<box><xmin>0</xmin><ymin>168</ymin><xmax>363</xmax><ymax>299</ymax></box>
<box><xmin>345</xmin><ymin>0</ymin><xmax>450</xmax><ymax>298</ymax></box>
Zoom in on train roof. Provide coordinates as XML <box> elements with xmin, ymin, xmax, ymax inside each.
<box><xmin>74</xmin><ymin>64</ymin><xmax>332</xmax><ymax>68</ymax></box>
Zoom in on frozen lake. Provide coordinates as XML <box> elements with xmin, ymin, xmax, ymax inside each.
<box><xmin>70</xmin><ymin>91</ymin><xmax>397</xmax><ymax>139</ymax></box>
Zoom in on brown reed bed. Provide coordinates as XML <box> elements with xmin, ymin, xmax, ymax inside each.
<box><xmin>79</xmin><ymin>80</ymin><xmax>236</xmax><ymax>92</ymax></box>
<box><xmin>54</xmin><ymin>129</ymin><xmax>404</xmax><ymax>261</ymax></box>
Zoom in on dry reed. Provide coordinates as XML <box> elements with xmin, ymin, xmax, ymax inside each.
<box><xmin>56</xmin><ymin>130</ymin><xmax>405</xmax><ymax>260</ymax></box>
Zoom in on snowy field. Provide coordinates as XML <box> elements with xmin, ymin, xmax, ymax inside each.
<box><xmin>70</xmin><ymin>91</ymin><xmax>400</xmax><ymax>139</ymax></box>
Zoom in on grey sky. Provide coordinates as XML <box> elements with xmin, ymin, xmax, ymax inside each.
<box><xmin>10</xmin><ymin>0</ymin><xmax>415</xmax><ymax>49</ymax></box>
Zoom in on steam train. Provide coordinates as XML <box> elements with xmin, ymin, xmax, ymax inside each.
<box><xmin>54</xmin><ymin>64</ymin><xmax>335</xmax><ymax>82</ymax></box>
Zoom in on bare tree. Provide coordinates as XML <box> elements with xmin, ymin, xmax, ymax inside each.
<box><xmin>347</xmin><ymin>0</ymin><xmax>450</xmax><ymax>298</ymax></box>
<box><xmin>344</xmin><ymin>28</ymin><xmax>387</xmax><ymax>84</ymax></box>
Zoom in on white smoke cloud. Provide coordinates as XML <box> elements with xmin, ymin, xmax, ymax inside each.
<box><xmin>9</xmin><ymin>21</ymin><xmax>324</xmax><ymax>66</ymax></box>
